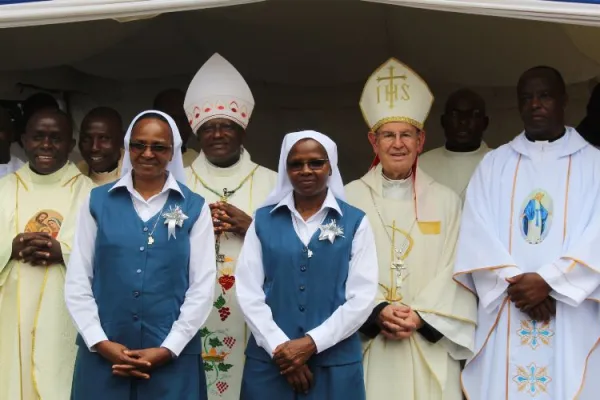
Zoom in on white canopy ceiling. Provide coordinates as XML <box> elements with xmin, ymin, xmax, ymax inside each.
<box><xmin>1</xmin><ymin>0</ymin><xmax>600</xmax><ymax>88</ymax></box>
<box><xmin>1</xmin><ymin>0</ymin><xmax>599</xmax><ymax>179</ymax></box>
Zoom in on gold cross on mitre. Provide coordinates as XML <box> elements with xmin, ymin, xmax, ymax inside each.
<box><xmin>376</xmin><ymin>65</ymin><xmax>408</xmax><ymax>108</ymax></box>
<box><xmin>359</xmin><ymin>57</ymin><xmax>434</xmax><ymax>133</ymax></box>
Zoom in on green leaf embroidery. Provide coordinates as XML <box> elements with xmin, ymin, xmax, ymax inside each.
<box><xmin>218</xmin><ymin>363</ymin><xmax>233</xmax><ymax>372</ymax></box>
<box><xmin>209</xmin><ymin>337</ymin><xmax>223</xmax><ymax>348</ymax></box>
<box><xmin>199</xmin><ymin>327</ymin><xmax>211</xmax><ymax>337</ymax></box>
<box><xmin>213</xmin><ymin>295</ymin><xmax>226</xmax><ymax>309</ymax></box>
<box><xmin>204</xmin><ymin>363</ymin><xmax>214</xmax><ymax>372</ymax></box>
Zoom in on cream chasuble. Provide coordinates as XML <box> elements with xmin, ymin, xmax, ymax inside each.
<box><xmin>76</xmin><ymin>150</ymin><xmax>123</xmax><ymax>186</ymax></box>
<box><xmin>345</xmin><ymin>165</ymin><xmax>476</xmax><ymax>400</ymax></box>
<box><xmin>419</xmin><ymin>143</ymin><xmax>491</xmax><ymax>203</ymax></box>
<box><xmin>186</xmin><ymin>150</ymin><xmax>276</xmax><ymax>399</ymax></box>
<box><xmin>455</xmin><ymin>128</ymin><xmax>600</xmax><ymax>400</ymax></box>
<box><xmin>0</xmin><ymin>162</ymin><xmax>93</xmax><ymax>400</ymax></box>
<box><xmin>183</xmin><ymin>148</ymin><xmax>199</xmax><ymax>167</ymax></box>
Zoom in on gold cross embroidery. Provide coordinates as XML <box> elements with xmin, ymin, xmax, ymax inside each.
<box><xmin>376</xmin><ymin>65</ymin><xmax>409</xmax><ymax>108</ymax></box>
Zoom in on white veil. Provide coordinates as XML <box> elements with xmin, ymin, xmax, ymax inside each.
<box><xmin>262</xmin><ymin>130</ymin><xmax>345</xmax><ymax>207</ymax></box>
<box><xmin>120</xmin><ymin>110</ymin><xmax>186</xmax><ymax>182</ymax></box>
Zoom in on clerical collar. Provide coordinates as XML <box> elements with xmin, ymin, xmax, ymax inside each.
<box><xmin>381</xmin><ymin>171</ymin><xmax>414</xmax><ymax>201</ymax></box>
<box><xmin>444</xmin><ymin>142</ymin><xmax>488</xmax><ymax>156</ymax></box>
<box><xmin>26</xmin><ymin>161</ymin><xmax>71</xmax><ymax>185</ymax></box>
<box><xmin>525</xmin><ymin>128</ymin><xmax>566</xmax><ymax>143</ymax></box>
<box><xmin>203</xmin><ymin>149</ymin><xmax>245</xmax><ymax>178</ymax></box>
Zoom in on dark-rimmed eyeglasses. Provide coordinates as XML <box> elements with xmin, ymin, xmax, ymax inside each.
<box><xmin>129</xmin><ymin>141</ymin><xmax>172</xmax><ymax>154</ymax></box>
<box><xmin>287</xmin><ymin>159</ymin><xmax>329</xmax><ymax>172</ymax></box>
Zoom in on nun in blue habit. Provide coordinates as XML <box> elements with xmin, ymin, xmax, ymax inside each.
<box><xmin>235</xmin><ymin>130</ymin><xmax>379</xmax><ymax>399</ymax></box>
<box><xmin>65</xmin><ymin>110</ymin><xmax>216</xmax><ymax>400</ymax></box>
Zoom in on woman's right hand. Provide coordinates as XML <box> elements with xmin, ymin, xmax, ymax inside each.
<box><xmin>95</xmin><ymin>340</ymin><xmax>151</xmax><ymax>379</ymax></box>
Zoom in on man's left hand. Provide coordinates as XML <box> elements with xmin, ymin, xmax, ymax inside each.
<box><xmin>210</xmin><ymin>202</ymin><xmax>252</xmax><ymax>237</ymax></box>
<box><xmin>273</xmin><ymin>336</ymin><xmax>317</xmax><ymax>375</ymax></box>
<box><xmin>29</xmin><ymin>237</ymin><xmax>63</xmax><ymax>266</ymax></box>
<box><xmin>112</xmin><ymin>347</ymin><xmax>172</xmax><ymax>374</ymax></box>
<box><xmin>506</xmin><ymin>273</ymin><xmax>551</xmax><ymax>311</ymax></box>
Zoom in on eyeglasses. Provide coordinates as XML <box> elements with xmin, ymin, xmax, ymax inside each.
<box><xmin>377</xmin><ymin>131</ymin><xmax>419</xmax><ymax>144</ymax></box>
<box><xmin>287</xmin><ymin>159</ymin><xmax>329</xmax><ymax>172</ymax></box>
<box><xmin>129</xmin><ymin>141</ymin><xmax>172</xmax><ymax>154</ymax></box>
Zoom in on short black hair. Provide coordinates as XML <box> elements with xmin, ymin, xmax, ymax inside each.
<box><xmin>518</xmin><ymin>66</ymin><xmax>566</xmax><ymax>95</ymax></box>
<box><xmin>25</xmin><ymin>108</ymin><xmax>73</xmax><ymax>136</ymax></box>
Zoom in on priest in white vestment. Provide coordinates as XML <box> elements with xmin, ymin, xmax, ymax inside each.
<box><xmin>455</xmin><ymin>66</ymin><xmax>600</xmax><ymax>399</ymax></box>
<box><xmin>0</xmin><ymin>107</ymin><xmax>24</xmax><ymax>178</ymax></box>
<box><xmin>345</xmin><ymin>57</ymin><xmax>476</xmax><ymax>400</ymax></box>
<box><xmin>0</xmin><ymin>108</ymin><xmax>94</xmax><ymax>400</ymax></box>
<box><xmin>419</xmin><ymin>89</ymin><xmax>491</xmax><ymax>202</ymax></box>
<box><xmin>184</xmin><ymin>53</ymin><xmax>277</xmax><ymax>400</ymax></box>
<box><xmin>76</xmin><ymin>107</ymin><xmax>124</xmax><ymax>185</ymax></box>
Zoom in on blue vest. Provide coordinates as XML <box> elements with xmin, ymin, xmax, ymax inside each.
<box><xmin>245</xmin><ymin>198</ymin><xmax>365</xmax><ymax>366</ymax></box>
<box><xmin>75</xmin><ymin>181</ymin><xmax>204</xmax><ymax>354</ymax></box>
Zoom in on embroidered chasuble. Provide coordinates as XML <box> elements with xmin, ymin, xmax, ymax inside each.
<box><xmin>186</xmin><ymin>150</ymin><xmax>276</xmax><ymax>399</ymax></box>
<box><xmin>76</xmin><ymin>150</ymin><xmax>123</xmax><ymax>186</ymax></box>
<box><xmin>0</xmin><ymin>162</ymin><xmax>94</xmax><ymax>400</ymax></box>
<box><xmin>345</xmin><ymin>165</ymin><xmax>476</xmax><ymax>400</ymax></box>
<box><xmin>455</xmin><ymin>128</ymin><xmax>600</xmax><ymax>400</ymax></box>
<box><xmin>419</xmin><ymin>143</ymin><xmax>490</xmax><ymax>203</ymax></box>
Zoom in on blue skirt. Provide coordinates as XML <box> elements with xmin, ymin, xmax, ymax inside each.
<box><xmin>70</xmin><ymin>346</ymin><xmax>207</xmax><ymax>400</ymax></box>
<box><xmin>241</xmin><ymin>357</ymin><xmax>365</xmax><ymax>400</ymax></box>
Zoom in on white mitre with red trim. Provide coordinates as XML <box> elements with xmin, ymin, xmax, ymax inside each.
<box><xmin>184</xmin><ymin>53</ymin><xmax>254</xmax><ymax>132</ymax></box>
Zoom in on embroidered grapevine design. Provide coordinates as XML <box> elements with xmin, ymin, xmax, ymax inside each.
<box><xmin>201</xmin><ymin>327</ymin><xmax>236</xmax><ymax>396</ymax></box>
<box><xmin>201</xmin><ymin>266</ymin><xmax>238</xmax><ymax>396</ymax></box>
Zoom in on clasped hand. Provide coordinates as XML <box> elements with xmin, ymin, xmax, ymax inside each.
<box><xmin>273</xmin><ymin>336</ymin><xmax>317</xmax><ymax>394</ymax></box>
<box><xmin>378</xmin><ymin>304</ymin><xmax>422</xmax><ymax>340</ymax></box>
<box><xmin>209</xmin><ymin>202</ymin><xmax>252</xmax><ymax>236</ymax></box>
<box><xmin>11</xmin><ymin>232</ymin><xmax>62</xmax><ymax>266</ymax></box>
<box><xmin>96</xmin><ymin>340</ymin><xmax>172</xmax><ymax>380</ymax></box>
<box><xmin>506</xmin><ymin>273</ymin><xmax>555</xmax><ymax>322</ymax></box>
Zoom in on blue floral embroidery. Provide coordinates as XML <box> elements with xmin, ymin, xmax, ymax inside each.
<box><xmin>513</xmin><ymin>363</ymin><xmax>552</xmax><ymax>397</ymax></box>
<box><xmin>517</xmin><ymin>320</ymin><xmax>554</xmax><ymax>349</ymax></box>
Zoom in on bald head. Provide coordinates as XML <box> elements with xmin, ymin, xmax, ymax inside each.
<box><xmin>0</xmin><ymin>107</ymin><xmax>14</xmax><ymax>162</ymax></box>
<box><xmin>80</xmin><ymin>107</ymin><xmax>124</xmax><ymax>173</ymax></box>
<box><xmin>517</xmin><ymin>66</ymin><xmax>567</xmax><ymax>140</ymax></box>
<box><xmin>153</xmin><ymin>88</ymin><xmax>193</xmax><ymax>144</ymax></box>
<box><xmin>441</xmin><ymin>88</ymin><xmax>488</xmax><ymax>151</ymax></box>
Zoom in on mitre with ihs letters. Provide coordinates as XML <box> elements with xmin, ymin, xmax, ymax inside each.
<box><xmin>359</xmin><ymin>57</ymin><xmax>434</xmax><ymax>132</ymax></box>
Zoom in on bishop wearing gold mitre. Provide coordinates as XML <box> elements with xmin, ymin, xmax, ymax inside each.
<box><xmin>344</xmin><ymin>58</ymin><xmax>477</xmax><ymax>399</ymax></box>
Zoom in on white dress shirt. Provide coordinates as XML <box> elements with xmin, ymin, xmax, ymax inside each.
<box><xmin>0</xmin><ymin>156</ymin><xmax>24</xmax><ymax>178</ymax></box>
<box><xmin>65</xmin><ymin>172</ymin><xmax>216</xmax><ymax>356</ymax></box>
<box><xmin>236</xmin><ymin>189</ymin><xmax>378</xmax><ymax>356</ymax></box>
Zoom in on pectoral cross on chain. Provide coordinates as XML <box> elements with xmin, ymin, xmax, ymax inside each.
<box><xmin>221</xmin><ymin>188</ymin><xmax>234</xmax><ymax>202</ymax></box>
<box><xmin>391</xmin><ymin>248</ymin><xmax>408</xmax><ymax>290</ymax></box>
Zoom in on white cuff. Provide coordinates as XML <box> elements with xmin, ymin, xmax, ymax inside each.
<box><xmin>82</xmin><ymin>324</ymin><xmax>108</xmax><ymax>352</ymax></box>
<box><xmin>262</xmin><ymin>330</ymin><xmax>290</xmax><ymax>358</ymax></box>
<box><xmin>306</xmin><ymin>326</ymin><xmax>330</xmax><ymax>354</ymax></box>
<box><xmin>161</xmin><ymin>330</ymin><xmax>190</xmax><ymax>357</ymax></box>
<box><xmin>480</xmin><ymin>266</ymin><xmax>521</xmax><ymax>313</ymax></box>
<box><xmin>538</xmin><ymin>262</ymin><xmax>588</xmax><ymax>307</ymax></box>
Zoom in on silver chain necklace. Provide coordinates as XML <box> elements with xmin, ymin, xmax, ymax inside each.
<box><xmin>368</xmin><ymin>187</ymin><xmax>417</xmax><ymax>290</ymax></box>
<box><xmin>291</xmin><ymin>212</ymin><xmax>313</xmax><ymax>258</ymax></box>
<box><xmin>133</xmin><ymin>198</ymin><xmax>167</xmax><ymax>245</ymax></box>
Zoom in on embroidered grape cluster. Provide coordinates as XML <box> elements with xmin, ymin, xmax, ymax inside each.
<box><xmin>223</xmin><ymin>336</ymin><xmax>236</xmax><ymax>348</ymax></box>
<box><xmin>216</xmin><ymin>381</ymin><xmax>229</xmax><ymax>394</ymax></box>
<box><xmin>219</xmin><ymin>307</ymin><xmax>231</xmax><ymax>321</ymax></box>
